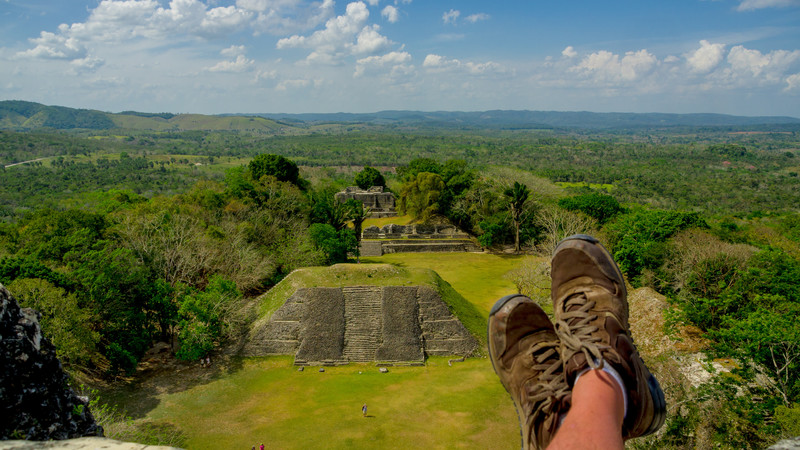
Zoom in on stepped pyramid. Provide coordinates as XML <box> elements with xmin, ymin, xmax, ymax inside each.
<box><xmin>244</xmin><ymin>284</ymin><xmax>476</xmax><ymax>365</ymax></box>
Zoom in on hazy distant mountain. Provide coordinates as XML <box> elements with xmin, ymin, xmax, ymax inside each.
<box><xmin>254</xmin><ymin>110</ymin><xmax>800</xmax><ymax>129</ymax></box>
<box><xmin>2</xmin><ymin>100</ymin><xmax>799</xmax><ymax>131</ymax></box>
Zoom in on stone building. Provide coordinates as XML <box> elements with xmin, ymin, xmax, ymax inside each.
<box><xmin>334</xmin><ymin>186</ymin><xmax>397</xmax><ymax>218</ymax></box>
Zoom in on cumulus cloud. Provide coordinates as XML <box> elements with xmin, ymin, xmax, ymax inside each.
<box><xmin>726</xmin><ymin>45</ymin><xmax>800</xmax><ymax>81</ymax></box>
<box><xmin>423</xmin><ymin>53</ymin><xmax>503</xmax><ymax>75</ymax></box>
<box><xmin>464</xmin><ymin>13</ymin><xmax>489</xmax><ymax>23</ymax></box>
<box><xmin>354</xmin><ymin>50</ymin><xmax>411</xmax><ymax>76</ymax></box>
<box><xmin>277</xmin><ymin>1</ymin><xmax>391</xmax><ymax>62</ymax></box>
<box><xmin>16</xmin><ymin>0</ymin><xmax>259</xmax><ymax>63</ymax></box>
<box><xmin>571</xmin><ymin>49</ymin><xmax>657</xmax><ymax>82</ymax></box>
<box><xmin>442</xmin><ymin>9</ymin><xmax>460</xmax><ymax>24</ymax></box>
<box><xmin>562</xmin><ymin>46</ymin><xmax>577</xmax><ymax>58</ymax></box>
<box><xmin>245</xmin><ymin>0</ymin><xmax>335</xmax><ymax>36</ymax></box>
<box><xmin>381</xmin><ymin>5</ymin><xmax>399</xmax><ymax>23</ymax></box>
<box><xmin>17</xmin><ymin>31</ymin><xmax>88</xmax><ymax>60</ymax></box>
<box><xmin>736</xmin><ymin>0</ymin><xmax>800</xmax><ymax>11</ymax></box>
<box><xmin>207</xmin><ymin>54</ymin><xmax>254</xmax><ymax>72</ymax></box>
<box><xmin>70</xmin><ymin>56</ymin><xmax>105</xmax><ymax>73</ymax></box>
<box><xmin>221</xmin><ymin>45</ymin><xmax>247</xmax><ymax>57</ymax></box>
<box><xmin>276</xmin><ymin>78</ymin><xmax>311</xmax><ymax>90</ymax></box>
<box><xmin>785</xmin><ymin>73</ymin><xmax>800</xmax><ymax>91</ymax></box>
<box><xmin>686</xmin><ymin>40</ymin><xmax>726</xmax><ymax>73</ymax></box>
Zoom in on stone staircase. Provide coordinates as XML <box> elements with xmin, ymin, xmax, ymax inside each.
<box><xmin>342</xmin><ymin>286</ymin><xmax>383</xmax><ymax>361</ymax></box>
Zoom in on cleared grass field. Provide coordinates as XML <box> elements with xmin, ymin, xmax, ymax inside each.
<box><xmin>143</xmin><ymin>357</ymin><xmax>518</xmax><ymax>449</ymax></box>
<box><xmin>361</xmin><ymin>252</ymin><xmax>524</xmax><ymax>315</ymax></box>
<box><xmin>119</xmin><ymin>252</ymin><xmax>526</xmax><ymax>449</ymax></box>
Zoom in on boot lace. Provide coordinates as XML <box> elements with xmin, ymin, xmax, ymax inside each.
<box><xmin>554</xmin><ymin>291</ymin><xmax>607</xmax><ymax>371</ymax></box>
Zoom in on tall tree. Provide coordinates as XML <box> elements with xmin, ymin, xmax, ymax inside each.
<box><xmin>345</xmin><ymin>199</ymin><xmax>371</xmax><ymax>263</ymax></box>
<box><xmin>505</xmin><ymin>181</ymin><xmax>530</xmax><ymax>252</ymax></box>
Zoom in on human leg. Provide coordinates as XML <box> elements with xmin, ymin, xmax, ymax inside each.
<box><xmin>547</xmin><ymin>368</ymin><xmax>624</xmax><ymax>450</ymax></box>
<box><xmin>550</xmin><ymin>234</ymin><xmax>666</xmax><ymax>439</ymax></box>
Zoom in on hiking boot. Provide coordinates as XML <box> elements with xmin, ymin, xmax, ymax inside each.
<box><xmin>488</xmin><ymin>294</ymin><xmax>571</xmax><ymax>450</ymax></box>
<box><xmin>551</xmin><ymin>234</ymin><xmax>666</xmax><ymax>439</ymax></box>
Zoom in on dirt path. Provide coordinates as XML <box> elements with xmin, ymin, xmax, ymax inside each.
<box><xmin>4</xmin><ymin>157</ymin><xmax>46</xmax><ymax>168</ymax></box>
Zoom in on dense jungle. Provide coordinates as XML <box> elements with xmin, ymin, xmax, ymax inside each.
<box><xmin>1</xmin><ymin>102</ymin><xmax>800</xmax><ymax>448</ymax></box>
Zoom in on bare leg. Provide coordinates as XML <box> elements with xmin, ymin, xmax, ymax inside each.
<box><xmin>547</xmin><ymin>369</ymin><xmax>625</xmax><ymax>450</ymax></box>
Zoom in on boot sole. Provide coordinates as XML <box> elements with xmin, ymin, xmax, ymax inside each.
<box><xmin>487</xmin><ymin>294</ymin><xmax>542</xmax><ymax>450</ymax></box>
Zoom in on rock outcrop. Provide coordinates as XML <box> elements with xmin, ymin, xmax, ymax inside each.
<box><xmin>0</xmin><ymin>284</ymin><xmax>102</xmax><ymax>441</ymax></box>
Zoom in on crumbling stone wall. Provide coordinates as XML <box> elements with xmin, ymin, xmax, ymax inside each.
<box><xmin>334</xmin><ymin>186</ymin><xmax>397</xmax><ymax>218</ymax></box>
<box><xmin>244</xmin><ymin>285</ymin><xmax>478</xmax><ymax>364</ymax></box>
<box><xmin>0</xmin><ymin>284</ymin><xmax>103</xmax><ymax>441</ymax></box>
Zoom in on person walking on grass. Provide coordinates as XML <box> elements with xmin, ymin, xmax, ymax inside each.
<box><xmin>362</xmin><ymin>403</ymin><xmax>368</xmax><ymax>417</ymax></box>
<box><xmin>488</xmin><ymin>234</ymin><xmax>666</xmax><ymax>449</ymax></box>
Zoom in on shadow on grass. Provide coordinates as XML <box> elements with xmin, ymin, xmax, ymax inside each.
<box><xmin>101</xmin><ymin>351</ymin><xmax>249</xmax><ymax>420</ymax></box>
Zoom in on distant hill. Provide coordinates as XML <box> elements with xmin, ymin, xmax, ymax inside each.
<box><xmin>2</xmin><ymin>100</ymin><xmax>799</xmax><ymax>131</ymax></box>
<box><xmin>0</xmin><ymin>101</ymin><xmax>292</xmax><ymax>133</ymax></box>
<box><xmin>255</xmin><ymin>110</ymin><xmax>800</xmax><ymax>129</ymax></box>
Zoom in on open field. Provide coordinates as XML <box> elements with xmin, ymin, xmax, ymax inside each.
<box><xmin>361</xmin><ymin>252</ymin><xmax>526</xmax><ymax>315</ymax></box>
<box><xmin>112</xmin><ymin>252</ymin><xmax>527</xmax><ymax>449</ymax></box>
<box><xmin>139</xmin><ymin>356</ymin><xmax>518</xmax><ymax>450</ymax></box>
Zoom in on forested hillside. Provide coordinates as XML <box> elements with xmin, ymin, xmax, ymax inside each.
<box><xmin>1</xmin><ymin>110</ymin><xmax>799</xmax><ymax>447</ymax></box>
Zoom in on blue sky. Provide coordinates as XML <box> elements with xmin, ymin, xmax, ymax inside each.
<box><xmin>1</xmin><ymin>0</ymin><xmax>799</xmax><ymax>116</ymax></box>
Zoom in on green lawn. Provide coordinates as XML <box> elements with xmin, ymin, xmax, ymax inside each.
<box><xmin>143</xmin><ymin>357</ymin><xmax>518</xmax><ymax>449</ymax></box>
<box><xmin>361</xmin><ymin>252</ymin><xmax>524</xmax><ymax>316</ymax></box>
<box><xmin>119</xmin><ymin>252</ymin><xmax>526</xmax><ymax>449</ymax></box>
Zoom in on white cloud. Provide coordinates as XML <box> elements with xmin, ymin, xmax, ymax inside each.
<box><xmin>381</xmin><ymin>5</ymin><xmax>399</xmax><ymax>23</ymax></box>
<box><xmin>727</xmin><ymin>45</ymin><xmax>800</xmax><ymax>81</ymax></box>
<box><xmin>70</xmin><ymin>56</ymin><xmax>105</xmax><ymax>73</ymax></box>
<box><xmin>353</xmin><ymin>25</ymin><xmax>390</xmax><ymax>54</ymax></box>
<box><xmin>562</xmin><ymin>46</ymin><xmax>577</xmax><ymax>58</ymax></box>
<box><xmin>17</xmin><ymin>31</ymin><xmax>88</xmax><ymax>60</ymax></box>
<box><xmin>221</xmin><ymin>45</ymin><xmax>247</xmax><ymax>57</ymax></box>
<box><xmin>686</xmin><ymin>40</ymin><xmax>726</xmax><ymax>73</ymax></box>
<box><xmin>354</xmin><ymin>50</ymin><xmax>411</xmax><ymax>76</ymax></box>
<box><xmin>737</xmin><ymin>0</ymin><xmax>800</xmax><ymax>11</ymax></box>
<box><xmin>571</xmin><ymin>49</ymin><xmax>657</xmax><ymax>82</ymax></box>
<box><xmin>464</xmin><ymin>13</ymin><xmax>489</xmax><ymax>23</ymax></box>
<box><xmin>276</xmin><ymin>78</ymin><xmax>310</xmax><ymax>90</ymax></box>
<box><xmin>442</xmin><ymin>9</ymin><xmax>459</xmax><ymax>24</ymax></box>
<box><xmin>785</xmin><ymin>73</ymin><xmax>800</xmax><ymax>91</ymax></box>
<box><xmin>277</xmin><ymin>1</ymin><xmax>391</xmax><ymax>62</ymax></box>
<box><xmin>207</xmin><ymin>54</ymin><xmax>254</xmax><ymax>72</ymax></box>
<box><xmin>247</xmin><ymin>0</ymin><xmax>334</xmax><ymax>36</ymax></box>
<box><xmin>423</xmin><ymin>53</ymin><xmax>504</xmax><ymax>75</ymax></box>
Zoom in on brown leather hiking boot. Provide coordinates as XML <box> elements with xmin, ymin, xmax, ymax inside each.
<box><xmin>488</xmin><ymin>294</ymin><xmax>571</xmax><ymax>450</ymax></box>
<box><xmin>551</xmin><ymin>234</ymin><xmax>666</xmax><ymax>440</ymax></box>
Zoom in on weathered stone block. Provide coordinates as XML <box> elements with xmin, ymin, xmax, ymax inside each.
<box><xmin>376</xmin><ymin>286</ymin><xmax>423</xmax><ymax>361</ymax></box>
<box><xmin>296</xmin><ymin>287</ymin><xmax>345</xmax><ymax>362</ymax></box>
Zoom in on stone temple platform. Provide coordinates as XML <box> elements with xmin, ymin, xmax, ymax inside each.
<box><xmin>360</xmin><ymin>224</ymin><xmax>481</xmax><ymax>257</ymax></box>
<box><xmin>243</xmin><ymin>285</ymin><xmax>478</xmax><ymax>365</ymax></box>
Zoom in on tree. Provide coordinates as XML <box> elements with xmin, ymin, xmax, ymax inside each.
<box><xmin>309</xmin><ymin>223</ymin><xmax>357</xmax><ymax>264</ymax></box>
<box><xmin>505</xmin><ymin>181</ymin><xmax>530</xmax><ymax>252</ymax></box>
<box><xmin>398</xmin><ymin>172</ymin><xmax>445</xmax><ymax>222</ymax></box>
<box><xmin>558</xmin><ymin>192</ymin><xmax>622</xmax><ymax>224</ymax></box>
<box><xmin>354</xmin><ymin>166</ymin><xmax>385</xmax><ymax>190</ymax></box>
<box><xmin>345</xmin><ymin>199</ymin><xmax>371</xmax><ymax>263</ymax></box>
<box><xmin>247</xmin><ymin>154</ymin><xmax>299</xmax><ymax>186</ymax></box>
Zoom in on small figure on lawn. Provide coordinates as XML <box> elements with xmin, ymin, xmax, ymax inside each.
<box><xmin>362</xmin><ymin>403</ymin><xmax>368</xmax><ymax>417</ymax></box>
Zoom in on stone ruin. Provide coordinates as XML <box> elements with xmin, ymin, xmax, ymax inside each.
<box><xmin>359</xmin><ymin>224</ymin><xmax>481</xmax><ymax>257</ymax></box>
<box><xmin>243</xmin><ymin>285</ymin><xmax>478</xmax><ymax>365</ymax></box>
<box><xmin>0</xmin><ymin>284</ymin><xmax>103</xmax><ymax>441</ymax></box>
<box><xmin>334</xmin><ymin>186</ymin><xmax>397</xmax><ymax>218</ymax></box>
